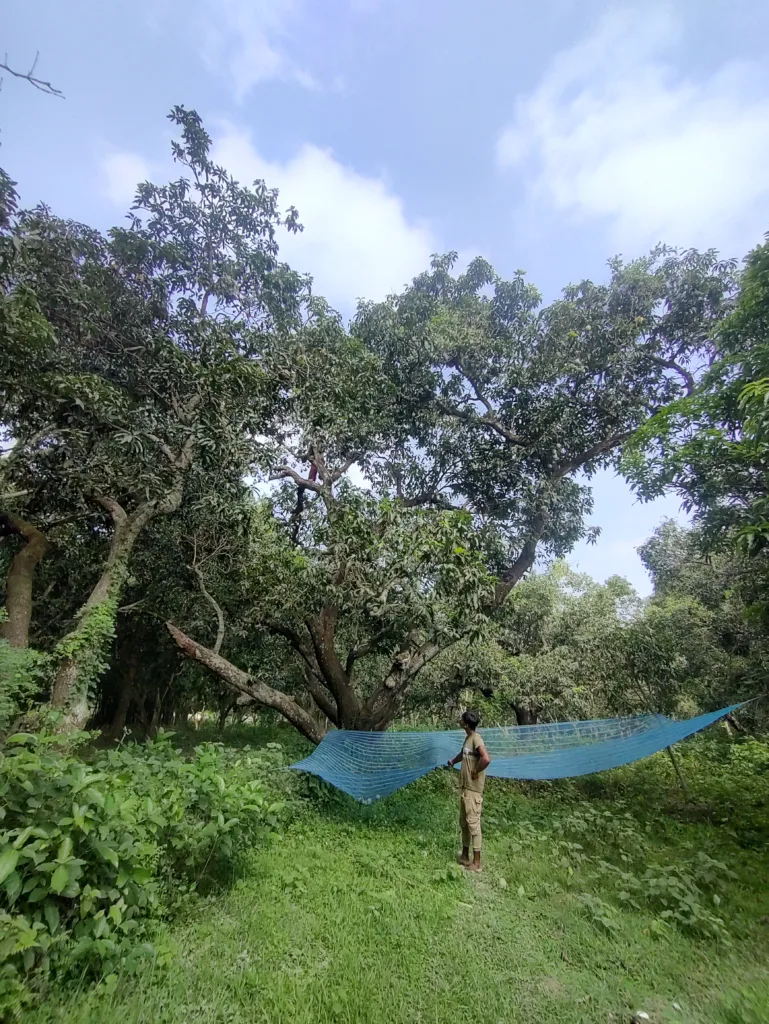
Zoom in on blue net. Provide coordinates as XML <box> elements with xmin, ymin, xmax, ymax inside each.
<box><xmin>289</xmin><ymin>703</ymin><xmax>743</xmax><ymax>803</ymax></box>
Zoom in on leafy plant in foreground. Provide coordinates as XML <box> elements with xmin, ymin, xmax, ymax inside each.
<box><xmin>0</xmin><ymin>731</ymin><xmax>285</xmax><ymax>1015</ymax></box>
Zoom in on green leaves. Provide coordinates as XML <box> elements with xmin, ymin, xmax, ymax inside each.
<box><xmin>623</xmin><ymin>240</ymin><xmax>769</xmax><ymax>574</ymax></box>
<box><xmin>0</xmin><ymin>847</ymin><xmax>20</xmax><ymax>885</ymax></box>
<box><xmin>93</xmin><ymin>843</ymin><xmax>119</xmax><ymax>869</ymax></box>
<box><xmin>49</xmin><ymin>864</ymin><xmax>69</xmax><ymax>894</ymax></box>
<box><xmin>0</xmin><ymin>730</ymin><xmax>285</xmax><ymax>1001</ymax></box>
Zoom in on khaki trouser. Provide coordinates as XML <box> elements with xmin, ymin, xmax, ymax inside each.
<box><xmin>459</xmin><ymin>790</ymin><xmax>483</xmax><ymax>851</ymax></box>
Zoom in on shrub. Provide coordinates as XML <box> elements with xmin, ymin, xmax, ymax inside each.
<box><xmin>0</xmin><ymin>731</ymin><xmax>286</xmax><ymax>1016</ymax></box>
<box><xmin>0</xmin><ymin>638</ymin><xmax>49</xmax><ymax>735</ymax></box>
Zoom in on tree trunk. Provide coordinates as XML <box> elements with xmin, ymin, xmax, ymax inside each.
<box><xmin>513</xmin><ymin>705</ymin><xmax>539</xmax><ymax>726</ymax></box>
<box><xmin>0</xmin><ymin>514</ymin><xmax>48</xmax><ymax>648</ymax></box>
<box><xmin>51</xmin><ymin>498</ymin><xmax>158</xmax><ymax>728</ymax></box>
<box><xmin>148</xmin><ymin>686</ymin><xmax>163</xmax><ymax>740</ymax></box>
<box><xmin>217</xmin><ymin>695</ymin><xmax>236</xmax><ymax>733</ymax></box>
<box><xmin>306</xmin><ymin>607</ymin><xmax>361</xmax><ymax>726</ymax></box>
<box><xmin>108</xmin><ymin>645</ymin><xmax>139</xmax><ymax>738</ymax></box>
<box><xmin>303</xmin><ymin>667</ymin><xmax>339</xmax><ymax>726</ymax></box>
<box><xmin>166</xmin><ymin>622</ymin><xmax>326</xmax><ymax>745</ymax></box>
<box><xmin>359</xmin><ymin>641</ymin><xmax>441</xmax><ymax>731</ymax></box>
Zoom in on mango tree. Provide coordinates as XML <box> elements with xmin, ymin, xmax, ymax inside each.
<box><xmin>166</xmin><ymin>249</ymin><xmax>737</xmax><ymax>738</ymax></box>
<box><xmin>0</xmin><ymin>108</ymin><xmax>306</xmax><ymax>726</ymax></box>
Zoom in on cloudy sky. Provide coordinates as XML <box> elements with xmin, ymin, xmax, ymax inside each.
<box><xmin>5</xmin><ymin>0</ymin><xmax>769</xmax><ymax>593</ymax></box>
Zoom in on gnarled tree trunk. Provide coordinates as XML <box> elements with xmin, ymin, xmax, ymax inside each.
<box><xmin>0</xmin><ymin>514</ymin><xmax>48</xmax><ymax>649</ymax></box>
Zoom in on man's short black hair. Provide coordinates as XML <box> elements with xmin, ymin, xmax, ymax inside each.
<box><xmin>461</xmin><ymin>710</ymin><xmax>480</xmax><ymax>730</ymax></box>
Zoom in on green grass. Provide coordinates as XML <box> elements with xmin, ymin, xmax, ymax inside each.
<box><xmin>28</xmin><ymin>734</ymin><xmax>769</xmax><ymax>1024</ymax></box>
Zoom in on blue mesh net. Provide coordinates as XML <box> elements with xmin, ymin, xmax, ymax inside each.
<box><xmin>289</xmin><ymin>703</ymin><xmax>743</xmax><ymax>803</ymax></box>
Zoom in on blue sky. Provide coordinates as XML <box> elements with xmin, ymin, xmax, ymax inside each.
<box><xmin>5</xmin><ymin>0</ymin><xmax>769</xmax><ymax>594</ymax></box>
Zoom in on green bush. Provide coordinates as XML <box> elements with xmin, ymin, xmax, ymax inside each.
<box><xmin>509</xmin><ymin>800</ymin><xmax>736</xmax><ymax>940</ymax></box>
<box><xmin>569</xmin><ymin>734</ymin><xmax>769</xmax><ymax>847</ymax></box>
<box><xmin>0</xmin><ymin>638</ymin><xmax>49</xmax><ymax>735</ymax></box>
<box><xmin>0</xmin><ymin>731</ymin><xmax>286</xmax><ymax>1015</ymax></box>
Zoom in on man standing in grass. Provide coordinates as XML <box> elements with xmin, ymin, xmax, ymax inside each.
<box><xmin>448</xmin><ymin>710</ymin><xmax>491</xmax><ymax>872</ymax></box>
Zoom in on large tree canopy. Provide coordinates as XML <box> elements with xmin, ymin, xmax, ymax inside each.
<box><xmin>623</xmin><ymin>238</ymin><xmax>768</xmax><ymax>553</ymax></box>
<box><xmin>0</xmin><ymin>108</ymin><xmax>757</xmax><ymax>741</ymax></box>
<box><xmin>353</xmin><ymin>248</ymin><xmax>738</xmax><ymax>601</ymax></box>
<box><xmin>163</xmin><ymin>246</ymin><xmax>738</xmax><ymax>737</ymax></box>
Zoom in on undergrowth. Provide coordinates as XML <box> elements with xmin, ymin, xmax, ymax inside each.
<box><xmin>0</xmin><ymin>731</ymin><xmax>288</xmax><ymax>1018</ymax></box>
<box><xmin>17</xmin><ymin>728</ymin><xmax>769</xmax><ymax>1024</ymax></box>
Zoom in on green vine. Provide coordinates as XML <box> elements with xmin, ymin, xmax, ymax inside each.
<box><xmin>53</xmin><ymin>565</ymin><xmax>128</xmax><ymax>705</ymax></box>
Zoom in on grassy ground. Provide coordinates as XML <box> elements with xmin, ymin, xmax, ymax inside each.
<box><xmin>30</xmin><ymin>728</ymin><xmax>769</xmax><ymax>1024</ymax></box>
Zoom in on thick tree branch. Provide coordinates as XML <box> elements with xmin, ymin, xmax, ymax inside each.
<box><xmin>95</xmin><ymin>495</ymin><xmax>129</xmax><ymax>529</ymax></box>
<box><xmin>0</xmin><ymin>514</ymin><xmax>49</xmax><ymax>648</ymax></box>
<box><xmin>271</xmin><ymin>466</ymin><xmax>325</xmax><ymax>494</ymax></box>
<box><xmin>166</xmin><ymin>622</ymin><xmax>326</xmax><ymax>744</ymax></box>
<box><xmin>360</xmin><ymin>639</ymin><xmax>444</xmax><ymax>730</ymax></box>
<box><xmin>494</xmin><ymin>533</ymin><xmax>541</xmax><ymax>606</ymax></box>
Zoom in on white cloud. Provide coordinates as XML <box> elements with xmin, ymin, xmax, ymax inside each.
<box><xmin>97</xmin><ymin>128</ymin><xmax>438</xmax><ymax>311</ymax></box>
<box><xmin>100</xmin><ymin>152</ymin><xmax>152</xmax><ymax>207</ymax></box>
<box><xmin>496</xmin><ymin>8</ymin><xmax>769</xmax><ymax>255</ymax></box>
<box><xmin>213</xmin><ymin>128</ymin><xmax>436</xmax><ymax>310</ymax></box>
<box><xmin>199</xmin><ymin>0</ymin><xmax>316</xmax><ymax>99</ymax></box>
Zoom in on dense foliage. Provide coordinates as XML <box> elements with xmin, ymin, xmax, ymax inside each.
<box><xmin>4</xmin><ymin>108</ymin><xmax>757</xmax><ymax>741</ymax></box>
<box><xmin>2</xmin><ymin>103</ymin><xmax>768</xmax><ymax>1020</ymax></box>
<box><xmin>0</xmin><ymin>731</ymin><xmax>285</xmax><ymax>1014</ymax></box>
<box><xmin>623</xmin><ymin>237</ymin><xmax>769</xmax><ymax>594</ymax></box>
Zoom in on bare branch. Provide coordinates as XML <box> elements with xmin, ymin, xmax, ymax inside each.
<box><xmin>436</xmin><ymin>399</ymin><xmax>525</xmax><ymax>445</ymax></box>
<box><xmin>1</xmin><ymin>53</ymin><xmax>64</xmax><ymax>97</ymax></box>
<box><xmin>146</xmin><ymin>434</ymin><xmax>178</xmax><ymax>466</ymax></box>
<box><xmin>652</xmin><ymin>356</ymin><xmax>695</xmax><ymax>395</ymax></box>
<box><xmin>397</xmin><ymin>488</ymin><xmax>465</xmax><ymax>511</ymax></box>
<box><xmin>166</xmin><ymin>622</ymin><xmax>326</xmax><ymax>744</ymax></box>
<box><xmin>262</xmin><ymin>618</ymin><xmax>320</xmax><ymax>679</ymax></box>
<box><xmin>455</xmin><ymin>359</ymin><xmax>493</xmax><ymax>415</ymax></box>
<box><xmin>329</xmin><ymin>456</ymin><xmax>359</xmax><ymax>483</ymax></box>
<box><xmin>553</xmin><ymin>430</ymin><xmax>632</xmax><ymax>479</ymax></box>
<box><xmin>190</xmin><ymin>536</ymin><xmax>225</xmax><ymax>655</ymax></box>
<box><xmin>95</xmin><ymin>495</ymin><xmax>128</xmax><ymax>529</ymax></box>
<box><xmin>345</xmin><ymin>630</ymin><xmax>391</xmax><ymax>675</ymax></box>
<box><xmin>303</xmin><ymin>666</ymin><xmax>339</xmax><ymax>726</ymax></box>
